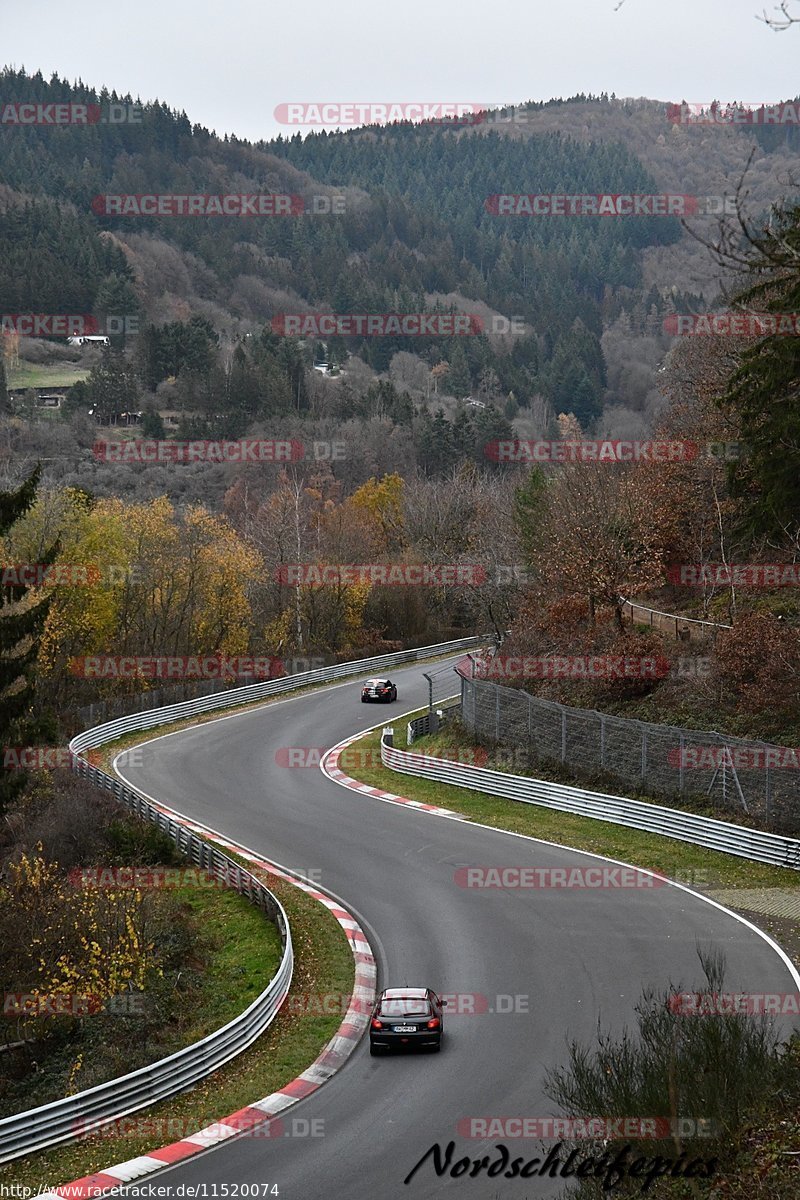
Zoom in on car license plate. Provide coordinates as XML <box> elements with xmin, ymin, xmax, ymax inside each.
<box><xmin>394</xmin><ymin>1025</ymin><xmax>415</xmax><ymax>1033</ymax></box>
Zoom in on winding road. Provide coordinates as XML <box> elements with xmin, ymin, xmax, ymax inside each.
<box><xmin>114</xmin><ymin>655</ymin><xmax>797</xmax><ymax>1199</ymax></box>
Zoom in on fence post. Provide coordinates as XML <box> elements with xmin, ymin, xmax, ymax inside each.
<box><xmin>495</xmin><ymin>684</ymin><xmax>500</xmax><ymax>741</ymax></box>
<box><xmin>765</xmin><ymin>758</ymin><xmax>771</xmax><ymax>824</ymax></box>
<box><xmin>641</xmin><ymin>730</ymin><xmax>648</xmax><ymax>784</ymax></box>
<box><xmin>561</xmin><ymin>707</ymin><xmax>567</xmax><ymax>764</ymax></box>
<box><xmin>599</xmin><ymin>713</ymin><xmax>605</xmax><ymax>769</ymax></box>
<box><xmin>678</xmin><ymin>732</ymin><xmax>684</xmax><ymax>794</ymax></box>
<box><xmin>528</xmin><ymin>694</ymin><xmax>533</xmax><ymax>749</ymax></box>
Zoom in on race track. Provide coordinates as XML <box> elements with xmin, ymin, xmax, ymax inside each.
<box><xmin>114</xmin><ymin>656</ymin><xmax>797</xmax><ymax>1199</ymax></box>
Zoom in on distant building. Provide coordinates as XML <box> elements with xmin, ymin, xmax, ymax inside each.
<box><xmin>87</xmin><ymin>408</ymin><xmax>141</xmax><ymax>426</ymax></box>
<box><xmin>67</xmin><ymin>335</ymin><xmax>110</xmax><ymax>347</ymax></box>
<box><xmin>8</xmin><ymin>385</ymin><xmax>71</xmax><ymax>403</ymax></box>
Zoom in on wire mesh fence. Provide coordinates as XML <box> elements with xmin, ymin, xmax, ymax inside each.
<box><xmin>459</xmin><ymin>668</ymin><xmax>800</xmax><ymax>834</ymax></box>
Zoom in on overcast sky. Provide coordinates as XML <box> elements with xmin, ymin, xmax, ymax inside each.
<box><xmin>3</xmin><ymin>0</ymin><xmax>799</xmax><ymax>142</ymax></box>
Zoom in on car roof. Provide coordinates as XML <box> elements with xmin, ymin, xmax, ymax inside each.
<box><xmin>381</xmin><ymin>987</ymin><xmax>428</xmax><ymax>998</ymax></box>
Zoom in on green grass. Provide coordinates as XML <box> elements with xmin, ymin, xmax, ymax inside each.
<box><xmin>178</xmin><ymin>884</ymin><xmax>282</xmax><ymax>1036</ymax></box>
<box><xmin>2</xmin><ymin>874</ymin><xmax>354</xmax><ymax>1189</ymax></box>
<box><xmin>8</xmin><ymin>362</ymin><xmax>89</xmax><ymax>389</ymax></box>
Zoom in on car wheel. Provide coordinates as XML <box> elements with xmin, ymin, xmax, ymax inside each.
<box><xmin>361</xmin><ymin>697</ymin><xmax>367</xmax><ymax>703</ymax></box>
<box><xmin>369</xmin><ymin>1043</ymin><xmax>382</xmax><ymax>1056</ymax></box>
<box><xmin>430</xmin><ymin>1042</ymin><xmax>441</xmax><ymax>1052</ymax></box>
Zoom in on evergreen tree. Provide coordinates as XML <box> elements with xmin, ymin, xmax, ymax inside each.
<box><xmin>447</xmin><ymin>342</ymin><xmax>472</xmax><ymax>398</ymax></box>
<box><xmin>140</xmin><ymin>408</ymin><xmax>166</xmax><ymax>437</ymax></box>
<box><xmin>718</xmin><ymin>202</ymin><xmax>800</xmax><ymax>539</ymax></box>
<box><xmin>87</xmin><ymin>349</ymin><xmax>141</xmax><ymax>423</ymax></box>
<box><xmin>514</xmin><ymin>466</ymin><xmax>547</xmax><ymax>563</ymax></box>
<box><xmin>62</xmin><ymin>378</ymin><xmax>90</xmax><ymax>417</ymax></box>
<box><xmin>0</xmin><ymin>467</ymin><xmax>56</xmax><ymax>816</ymax></box>
<box><xmin>0</xmin><ymin>355</ymin><xmax>9</xmax><ymax>415</ymax></box>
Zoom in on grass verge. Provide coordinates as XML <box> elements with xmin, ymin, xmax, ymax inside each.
<box><xmin>8</xmin><ymin>363</ymin><xmax>89</xmax><ymax>389</ymax></box>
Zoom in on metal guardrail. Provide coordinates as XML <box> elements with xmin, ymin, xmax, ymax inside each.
<box><xmin>0</xmin><ymin>635</ymin><xmax>484</xmax><ymax>1163</ymax></box>
<box><xmin>380</xmin><ymin>731</ymin><xmax>800</xmax><ymax>873</ymax></box>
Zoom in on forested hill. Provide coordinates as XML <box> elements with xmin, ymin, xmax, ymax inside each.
<box><xmin>2</xmin><ymin>68</ymin><xmax>798</xmax><ymax>428</ymax></box>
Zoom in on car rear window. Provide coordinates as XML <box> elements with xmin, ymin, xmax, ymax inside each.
<box><xmin>379</xmin><ymin>998</ymin><xmax>431</xmax><ymax>1017</ymax></box>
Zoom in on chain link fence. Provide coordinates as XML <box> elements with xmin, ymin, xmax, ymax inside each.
<box><xmin>459</xmin><ymin>668</ymin><xmax>800</xmax><ymax>834</ymax></box>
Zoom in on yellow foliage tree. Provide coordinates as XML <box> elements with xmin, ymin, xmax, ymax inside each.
<box><xmin>347</xmin><ymin>474</ymin><xmax>407</xmax><ymax>553</ymax></box>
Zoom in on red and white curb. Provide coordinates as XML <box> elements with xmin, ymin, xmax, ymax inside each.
<box><xmin>38</xmin><ymin>806</ymin><xmax>376</xmax><ymax>1199</ymax></box>
<box><xmin>321</xmin><ymin>729</ymin><xmax>468</xmax><ymax>820</ymax></box>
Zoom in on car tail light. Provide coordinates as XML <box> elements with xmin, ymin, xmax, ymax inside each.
<box><xmin>427</xmin><ymin>1017</ymin><xmax>440</xmax><ymax>1029</ymax></box>
<box><xmin>371</xmin><ymin>1018</ymin><xmax>383</xmax><ymax>1029</ymax></box>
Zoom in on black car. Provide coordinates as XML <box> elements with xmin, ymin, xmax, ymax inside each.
<box><xmin>369</xmin><ymin>987</ymin><xmax>446</xmax><ymax>1054</ymax></box>
<box><xmin>361</xmin><ymin>677</ymin><xmax>397</xmax><ymax>703</ymax></box>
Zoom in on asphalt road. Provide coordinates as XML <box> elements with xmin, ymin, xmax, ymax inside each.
<box><xmin>115</xmin><ymin>656</ymin><xmax>797</xmax><ymax>1200</ymax></box>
